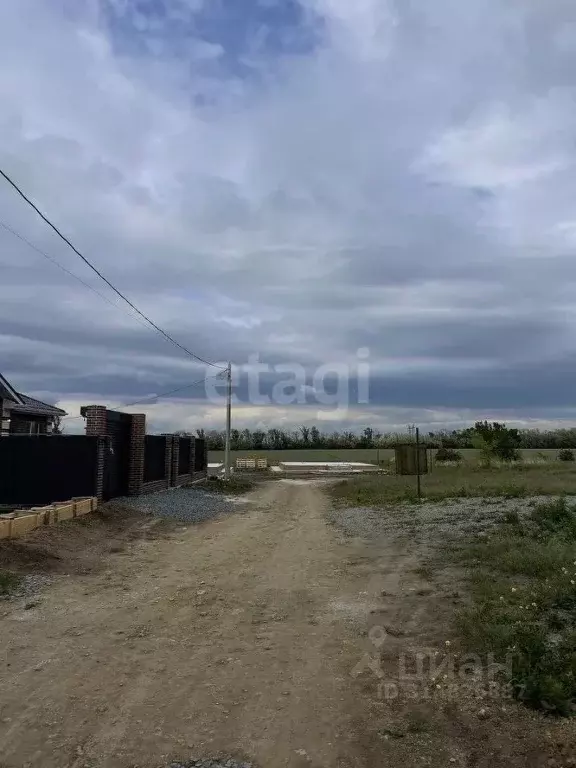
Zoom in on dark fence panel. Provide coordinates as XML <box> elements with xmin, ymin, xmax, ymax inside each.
<box><xmin>0</xmin><ymin>435</ymin><xmax>99</xmax><ymax>506</ymax></box>
<box><xmin>144</xmin><ymin>436</ymin><xmax>166</xmax><ymax>483</ymax></box>
<box><xmin>178</xmin><ymin>438</ymin><xmax>191</xmax><ymax>476</ymax></box>
<box><xmin>104</xmin><ymin>412</ymin><xmax>131</xmax><ymax>500</ymax></box>
<box><xmin>194</xmin><ymin>438</ymin><xmax>206</xmax><ymax>471</ymax></box>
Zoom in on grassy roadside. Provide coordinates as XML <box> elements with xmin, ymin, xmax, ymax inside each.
<box><xmin>330</xmin><ymin>464</ymin><xmax>576</xmax><ymax>506</ymax></box>
<box><xmin>452</xmin><ymin>498</ymin><xmax>576</xmax><ymax>715</ymax></box>
<box><xmin>202</xmin><ymin>477</ymin><xmax>256</xmax><ymax>495</ymax></box>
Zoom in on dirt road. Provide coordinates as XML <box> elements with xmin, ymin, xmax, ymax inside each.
<box><xmin>0</xmin><ymin>481</ymin><xmax>572</xmax><ymax>768</ymax></box>
<box><xmin>0</xmin><ymin>481</ymin><xmax>379</xmax><ymax>768</ymax></box>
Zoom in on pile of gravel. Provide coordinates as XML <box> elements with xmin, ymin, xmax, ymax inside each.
<box><xmin>168</xmin><ymin>760</ymin><xmax>253</xmax><ymax>768</ymax></box>
<box><xmin>119</xmin><ymin>486</ymin><xmax>245</xmax><ymax>524</ymax></box>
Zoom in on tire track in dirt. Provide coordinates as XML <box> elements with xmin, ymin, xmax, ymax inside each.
<box><xmin>0</xmin><ymin>481</ymin><xmax>377</xmax><ymax>768</ymax></box>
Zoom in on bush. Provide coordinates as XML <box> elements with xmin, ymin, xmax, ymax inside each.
<box><xmin>435</xmin><ymin>447</ymin><xmax>462</xmax><ymax>463</ymax></box>
<box><xmin>558</xmin><ymin>449</ymin><xmax>575</xmax><ymax>462</ymax></box>
<box><xmin>530</xmin><ymin>497</ymin><xmax>576</xmax><ymax>539</ymax></box>
<box><xmin>473</xmin><ymin>421</ymin><xmax>521</xmax><ymax>462</ymax></box>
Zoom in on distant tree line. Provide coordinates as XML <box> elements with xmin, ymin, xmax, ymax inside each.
<box><xmin>179</xmin><ymin>424</ymin><xmax>576</xmax><ymax>452</ymax></box>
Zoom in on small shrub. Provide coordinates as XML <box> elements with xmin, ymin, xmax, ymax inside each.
<box><xmin>530</xmin><ymin>497</ymin><xmax>576</xmax><ymax>538</ymax></box>
<box><xmin>435</xmin><ymin>447</ymin><xmax>462</xmax><ymax>463</ymax></box>
<box><xmin>558</xmin><ymin>449</ymin><xmax>575</xmax><ymax>462</ymax></box>
<box><xmin>501</xmin><ymin>484</ymin><xmax>527</xmax><ymax>499</ymax></box>
<box><xmin>503</xmin><ymin>509</ymin><xmax>520</xmax><ymax>525</ymax></box>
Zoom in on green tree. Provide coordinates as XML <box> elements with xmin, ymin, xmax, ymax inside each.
<box><xmin>310</xmin><ymin>426</ymin><xmax>321</xmax><ymax>446</ymax></box>
<box><xmin>473</xmin><ymin>421</ymin><xmax>521</xmax><ymax>463</ymax></box>
<box><xmin>358</xmin><ymin>427</ymin><xmax>374</xmax><ymax>448</ymax></box>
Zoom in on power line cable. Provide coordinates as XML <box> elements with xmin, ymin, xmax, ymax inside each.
<box><xmin>0</xmin><ymin>219</ymin><xmax>153</xmax><ymax>334</ymax></box>
<box><xmin>114</xmin><ymin>373</ymin><xmax>223</xmax><ymax>410</ymax></box>
<box><xmin>0</xmin><ymin>168</ymin><xmax>226</xmax><ymax>370</ymax></box>
<box><xmin>61</xmin><ymin>372</ymin><xmax>224</xmax><ymax>421</ymax></box>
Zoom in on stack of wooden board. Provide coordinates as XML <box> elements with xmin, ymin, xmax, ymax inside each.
<box><xmin>0</xmin><ymin>497</ymin><xmax>98</xmax><ymax>540</ymax></box>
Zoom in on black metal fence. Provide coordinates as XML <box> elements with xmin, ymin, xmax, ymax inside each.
<box><xmin>195</xmin><ymin>438</ymin><xmax>205</xmax><ymax>471</ymax></box>
<box><xmin>0</xmin><ymin>430</ymin><xmax>208</xmax><ymax>508</ymax></box>
<box><xmin>0</xmin><ymin>435</ymin><xmax>100</xmax><ymax>506</ymax></box>
<box><xmin>144</xmin><ymin>435</ymin><xmax>167</xmax><ymax>483</ymax></box>
<box><xmin>178</xmin><ymin>437</ymin><xmax>191</xmax><ymax>476</ymax></box>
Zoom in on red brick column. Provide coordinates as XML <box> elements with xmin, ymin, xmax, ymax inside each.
<box><xmin>128</xmin><ymin>414</ymin><xmax>146</xmax><ymax>496</ymax></box>
<box><xmin>83</xmin><ymin>405</ymin><xmax>107</xmax><ymax>436</ymax></box>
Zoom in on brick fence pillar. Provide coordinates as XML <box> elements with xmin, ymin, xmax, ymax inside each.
<box><xmin>128</xmin><ymin>414</ymin><xmax>146</xmax><ymax>496</ymax></box>
<box><xmin>82</xmin><ymin>405</ymin><xmax>107</xmax><ymax>436</ymax></box>
<box><xmin>171</xmin><ymin>436</ymin><xmax>179</xmax><ymax>487</ymax></box>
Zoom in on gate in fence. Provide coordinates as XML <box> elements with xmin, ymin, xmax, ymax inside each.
<box><xmin>103</xmin><ymin>411</ymin><xmax>132</xmax><ymax>500</ymax></box>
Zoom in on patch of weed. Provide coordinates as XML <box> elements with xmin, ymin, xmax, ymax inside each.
<box><xmin>414</xmin><ymin>564</ymin><xmax>434</xmax><ymax>581</ymax></box>
<box><xmin>405</xmin><ymin>707</ymin><xmax>433</xmax><ymax>733</ymax></box>
<box><xmin>503</xmin><ymin>509</ymin><xmax>521</xmax><ymax>525</ymax></box>
<box><xmin>453</xmin><ymin>497</ymin><xmax>576</xmax><ymax>716</ymax></box>
<box><xmin>0</xmin><ymin>571</ymin><xmax>21</xmax><ymax>596</ymax></box>
<box><xmin>204</xmin><ymin>477</ymin><xmax>255</xmax><ymax>495</ymax></box>
<box><xmin>530</xmin><ymin>497</ymin><xmax>576</xmax><ymax>538</ymax></box>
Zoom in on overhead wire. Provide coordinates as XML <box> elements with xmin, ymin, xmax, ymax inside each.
<box><xmin>0</xmin><ymin>219</ymin><xmax>153</xmax><ymax>334</ymax></box>
<box><xmin>61</xmin><ymin>372</ymin><xmax>224</xmax><ymax>422</ymax></box>
<box><xmin>113</xmin><ymin>373</ymin><xmax>223</xmax><ymax>410</ymax></box>
<box><xmin>0</xmin><ymin>167</ymin><xmax>226</xmax><ymax>370</ymax></box>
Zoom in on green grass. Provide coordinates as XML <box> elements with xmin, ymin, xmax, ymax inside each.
<box><xmin>209</xmin><ymin>448</ymin><xmax>566</xmax><ymax>465</ymax></box>
<box><xmin>0</xmin><ymin>571</ymin><xmax>21</xmax><ymax>596</ymax></box>
<box><xmin>209</xmin><ymin>448</ymin><xmax>392</xmax><ymax>464</ymax></box>
<box><xmin>453</xmin><ymin>498</ymin><xmax>576</xmax><ymax>715</ymax></box>
<box><xmin>330</xmin><ymin>464</ymin><xmax>576</xmax><ymax>506</ymax></box>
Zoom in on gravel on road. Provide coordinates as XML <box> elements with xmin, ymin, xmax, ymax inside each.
<box><xmin>326</xmin><ymin>495</ymin><xmax>558</xmax><ymax>544</ymax></box>
<box><xmin>119</xmin><ymin>486</ymin><xmax>250</xmax><ymax>524</ymax></box>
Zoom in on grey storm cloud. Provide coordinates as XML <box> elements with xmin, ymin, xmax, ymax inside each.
<box><xmin>1</xmin><ymin>0</ymin><xmax>576</xmax><ymax>432</ymax></box>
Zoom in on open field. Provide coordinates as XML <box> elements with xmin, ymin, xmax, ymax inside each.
<box><xmin>209</xmin><ymin>448</ymin><xmax>569</xmax><ymax>465</ymax></box>
<box><xmin>209</xmin><ymin>448</ymin><xmax>390</xmax><ymax>463</ymax></box>
<box><xmin>331</xmin><ymin>463</ymin><xmax>576</xmax><ymax>506</ymax></box>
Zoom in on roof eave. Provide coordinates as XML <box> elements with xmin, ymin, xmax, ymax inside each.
<box><xmin>0</xmin><ymin>374</ymin><xmax>24</xmax><ymax>405</ymax></box>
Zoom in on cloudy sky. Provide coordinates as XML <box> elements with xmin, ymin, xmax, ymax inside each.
<box><xmin>2</xmin><ymin>0</ymin><xmax>576</xmax><ymax>434</ymax></box>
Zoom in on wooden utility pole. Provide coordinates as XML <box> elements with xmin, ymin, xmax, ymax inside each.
<box><xmin>416</xmin><ymin>427</ymin><xmax>421</xmax><ymax>499</ymax></box>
